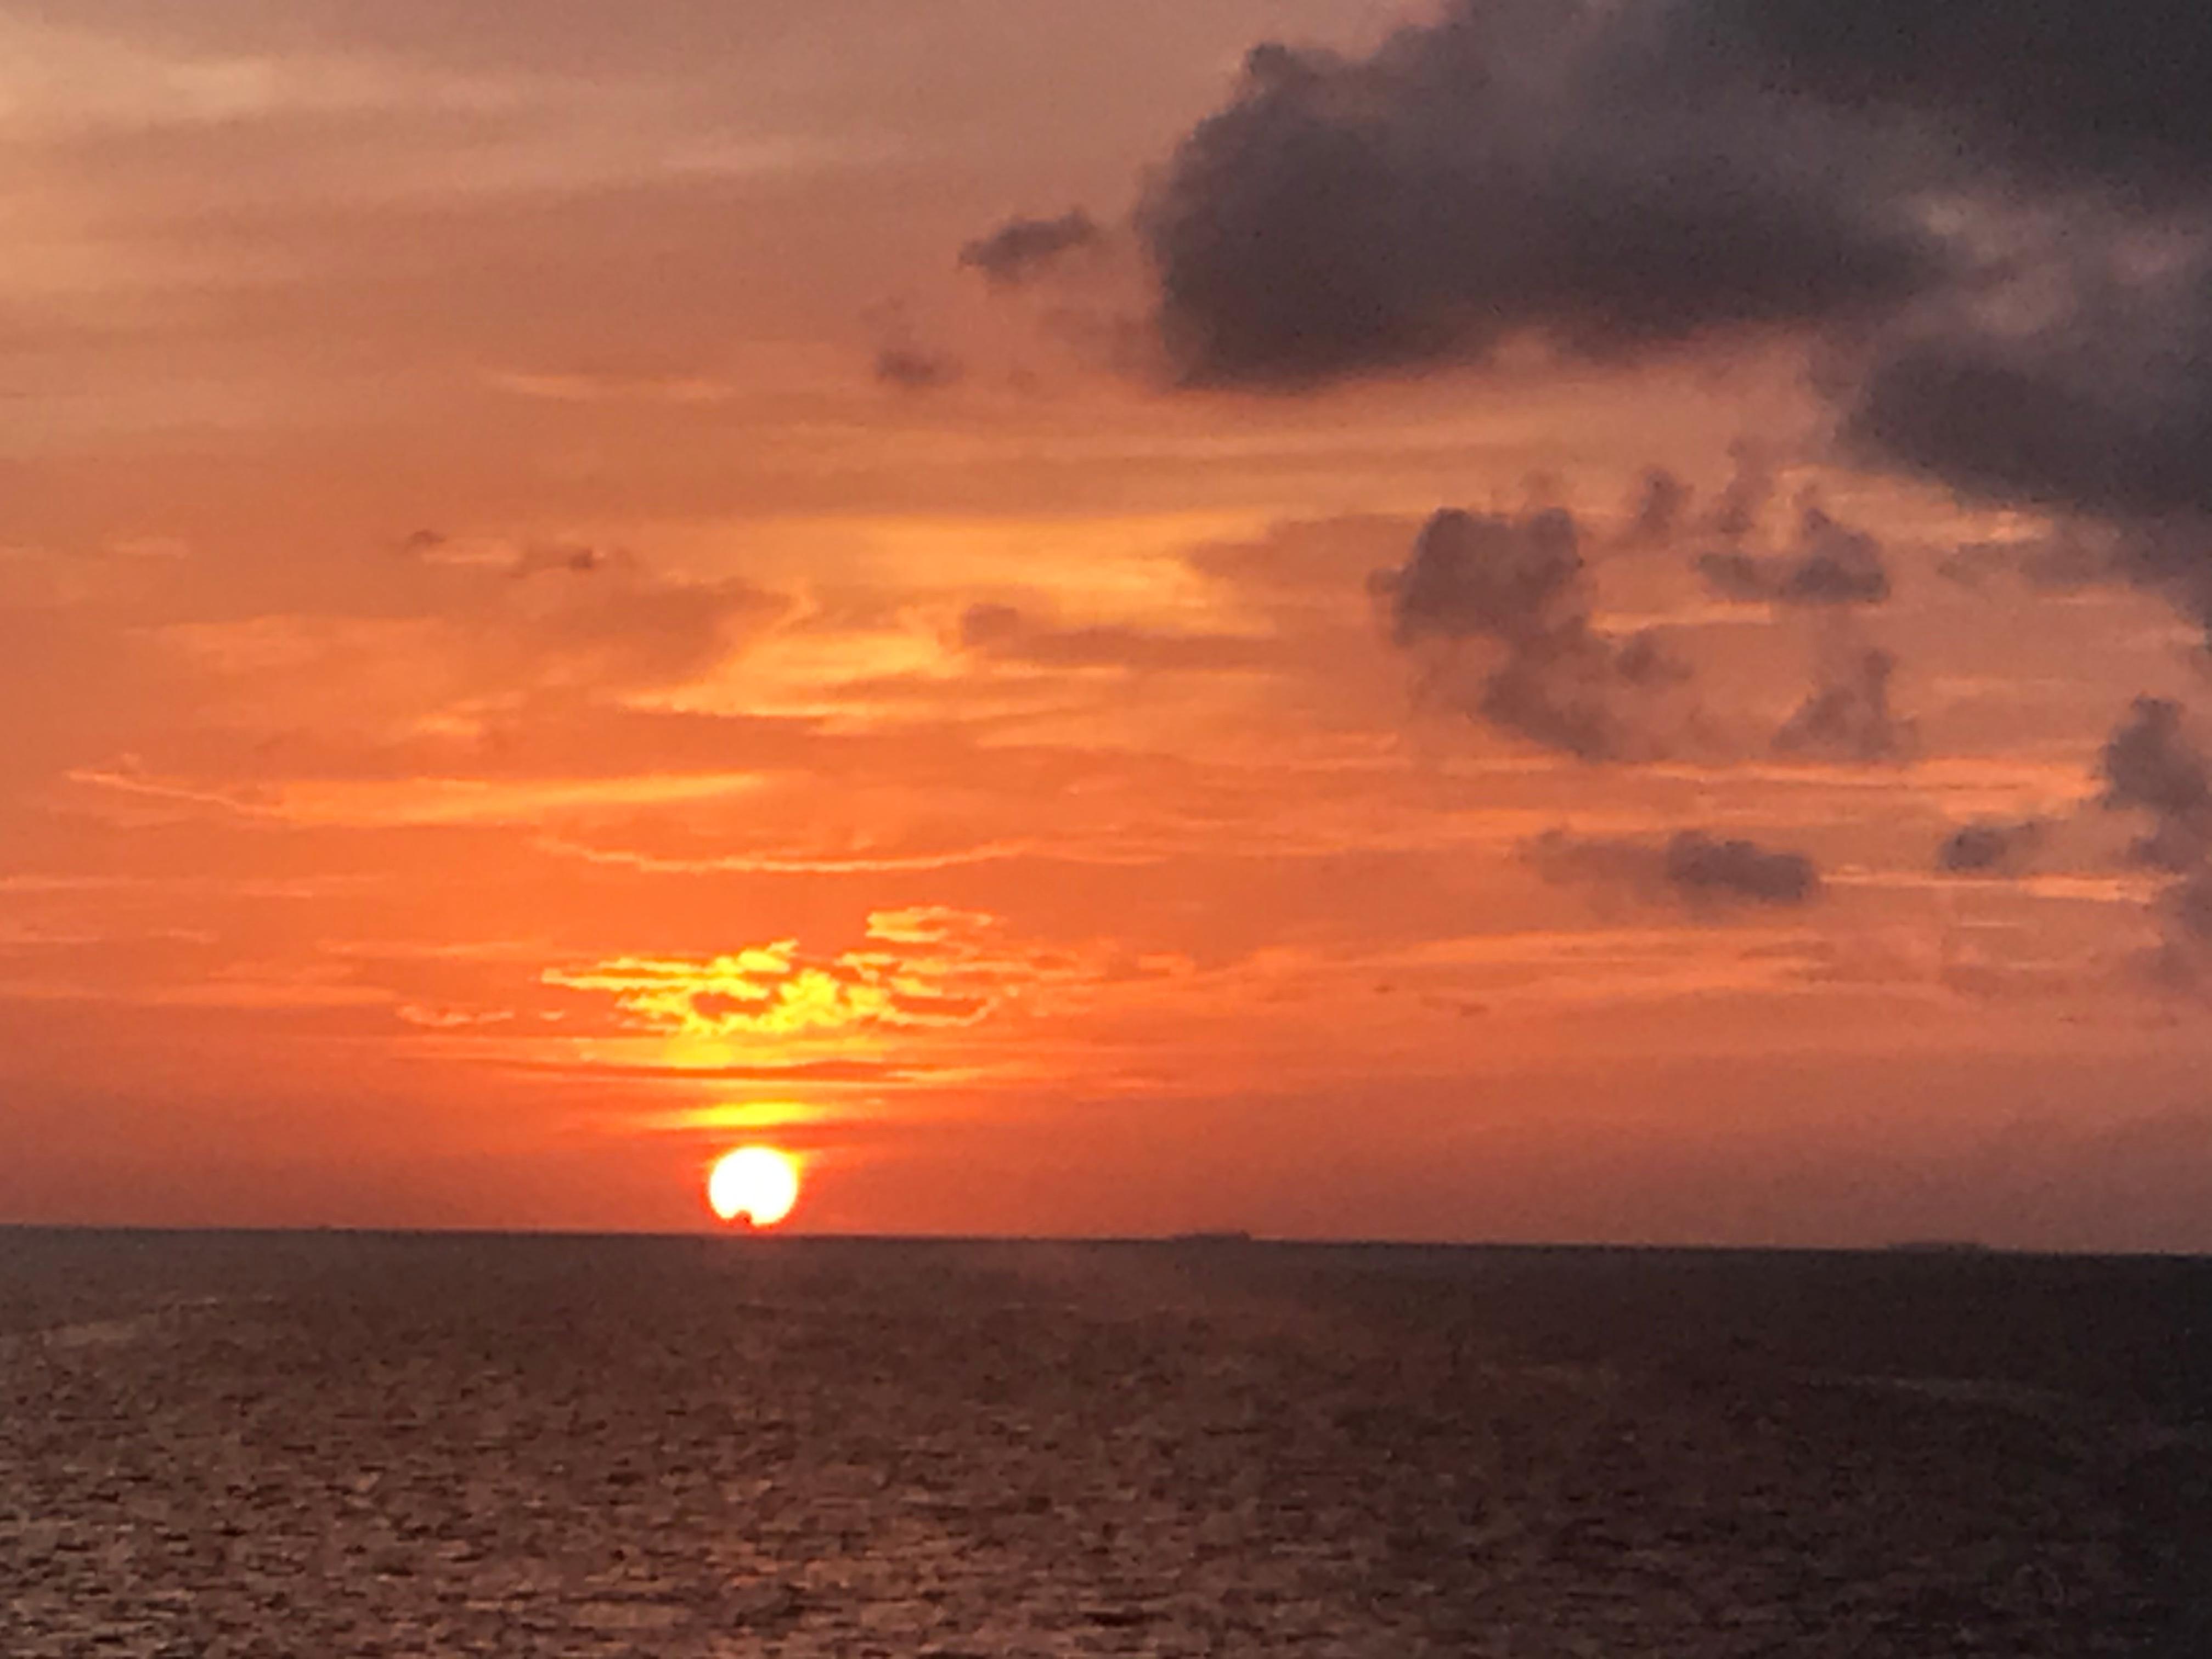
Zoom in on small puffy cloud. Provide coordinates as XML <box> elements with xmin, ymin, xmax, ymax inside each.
<box><xmin>1372</xmin><ymin>507</ymin><xmax>1690</xmax><ymax>761</ymax></box>
<box><xmin>1936</xmin><ymin>821</ymin><xmax>2047</xmax><ymax>877</ymax></box>
<box><xmin>1660</xmin><ymin>832</ymin><xmax>1824</xmax><ymax>910</ymax></box>
<box><xmin>1380</xmin><ymin>508</ymin><xmax>1584</xmax><ymax>647</ymax></box>
<box><xmin>2102</xmin><ymin>697</ymin><xmax>2212</xmax><ymax>873</ymax></box>
<box><xmin>1531</xmin><ymin>828</ymin><xmax>1822</xmax><ymax>913</ymax></box>
<box><xmin>959</xmin><ymin>209</ymin><xmax>1105</xmax><ymax>286</ymax></box>
<box><xmin>1775</xmin><ymin>645</ymin><xmax>1916</xmax><ymax>765</ymax></box>
<box><xmin>2097</xmin><ymin>698</ymin><xmax>2212</xmax><ymax>987</ymax></box>
<box><xmin>1697</xmin><ymin>503</ymin><xmax>1891</xmax><ymax>608</ymax></box>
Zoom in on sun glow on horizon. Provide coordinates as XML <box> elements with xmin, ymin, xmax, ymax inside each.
<box><xmin>706</xmin><ymin>1145</ymin><xmax>803</xmax><ymax>1227</ymax></box>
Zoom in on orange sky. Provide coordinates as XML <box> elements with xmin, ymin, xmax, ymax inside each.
<box><xmin>5</xmin><ymin>2</ymin><xmax>2211</xmax><ymax>1250</ymax></box>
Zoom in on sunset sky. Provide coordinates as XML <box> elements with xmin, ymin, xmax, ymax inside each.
<box><xmin>6</xmin><ymin>1</ymin><xmax>2212</xmax><ymax>1249</ymax></box>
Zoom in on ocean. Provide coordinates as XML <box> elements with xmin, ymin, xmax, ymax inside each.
<box><xmin>3</xmin><ymin>1231</ymin><xmax>2207</xmax><ymax>1656</ymax></box>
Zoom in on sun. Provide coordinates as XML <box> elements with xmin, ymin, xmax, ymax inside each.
<box><xmin>706</xmin><ymin>1146</ymin><xmax>802</xmax><ymax>1227</ymax></box>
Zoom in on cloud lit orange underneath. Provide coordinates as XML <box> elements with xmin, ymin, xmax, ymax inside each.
<box><xmin>706</xmin><ymin>1147</ymin><xmax>802</xmax><ymax>1228</ymax></box>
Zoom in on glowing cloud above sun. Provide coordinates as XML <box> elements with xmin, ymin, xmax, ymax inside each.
<box><xmin>706</xmin><ymin>1147</ymin><xmax>802</xmax><ymax>1228</ymax></box>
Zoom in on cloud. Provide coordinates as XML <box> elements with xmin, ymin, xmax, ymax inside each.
<box><xmin>957</xmin><ymin>602</ymin><xmax>1277</xmax><ymax>674</ymax></box>
<box><xmin>1531</xmin><ymin>828</ymin><xmax>1822</xmax><ymax>913</ymax></box>
<box><xmin>1376</xmin><ymin>506</ymin><xmax>1581</xmax><ymax>647</ymax></box>
<box><xmin>1848</xmin><ymin>280</ymin><xmax>2212</xmax><ymax>531</ymax></box>
<box><xmin>2098</xmin><ymin>698</ymin><xmax>2212</xmax><ymax>985</ymax></box>
<box><xmin>544</xmin><ymin>929</ymin><xmax>998</xmax><ymax>1039</ymax></box>
<box><xmin>1137</xmin><ymin>3</ymin><xmax>1943</xmax><ymax>388</ymax></box>
<box><xmin>959</xmin><ymin>209</ymin><xmax>1105</xmax><ymax>286</ymax></box>
<box><xmin>2101</xmin><ymin>698</ymin><xmax>2212</xmax><ymax>873</ymax></box>
<box><xmin>1706</xmin><ymin>445</ymin><xmax>1778</xmax><ymax>544</ymax></box>
<box><xmin>1371</xmin><ymin>507</ymin><xmax>1690</xmax><ymax>760</ymax></box>
<box><xmin>864</xmin><ymin>907</ymin><xmax>997</xmax><ymax>947</ymax></box>
<box><xmin>1936</xmin><ymin>534</ymin><xmax>2114</xmax><ymax>594</ymax></box>
<box><xmin>1697</xmin><ymin>501</ymin><xmax>1891</xmax><ymax>607</ymax></box>
<box><xmin>535</xmin><ymin>909</ymin><xmax>1154</xmax><ymax>1046</ymax></box>
<box><xmin>1671</xmin><ymin>487</ymin><xmax>1910</xmax><ymax>765</ymax></box>
<box><xmin>1784</xmin><ymin>33</ymin><xmax>2212</xmax><ymax>583</ymax></box>
<box><xmin>1696</xmin><ymin>1</ymin><xmax>2212</xmax><ymax>195</ymax></box>
<box><xmin>1775</xmin><ymin>644</ymin><xmax>1915</xmax><ymax>764</ymax></box>
<box><xmin>511</xmin><ymin>541</ymin><xmax>620</xmax><ymax>578</ymax></box>
<box><xmin>1621</xmin><ymin>467</ymin><xmax>1690</xmax><ymax>546</ymax></box>
<box><xmin>1121</xmin><ymin>1</ymin><xmax>2212</xmax><ymax>639</ymax></box>
<box><xmin>117</xmin><ymin>543</ymin><xmax>795</xmax><ymax>828</ymax></box>
<box><xmin>1936</xmin><ymin>821</ymin><xmax>2047</xmax><ymax>877</ymax></box>
<box><xmin>874</xmin><ymin>345</ymin><xmax>962</xmax><ymax>392</ymax></box>
<box><xmin>494</xmin><ymin>560</ymin><xmax>784</xmax><ymax>696</ymax></box>
<box><xmin>1658</xmin><ymin>832</ymin><xmax>1823</xmax><ymax>909</ymax></box>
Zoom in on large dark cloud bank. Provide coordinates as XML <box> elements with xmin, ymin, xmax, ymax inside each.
<box><xmin>1133</xmin><ymin>0</ymin><xmax>2212</xmax><ymax>577</ymax></box>
<box><xmin>970</xmin><ymin>2</ymin><xmax>2212</xmax><ymax>946</ymax></box>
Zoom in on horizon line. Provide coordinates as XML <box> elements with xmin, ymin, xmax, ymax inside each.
<box><xmin>2</xmin><ymin>1221</ymin><xmax>2205</xmax><ymax>1263</ymax></box>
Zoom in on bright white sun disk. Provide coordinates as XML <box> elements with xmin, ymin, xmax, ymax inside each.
<box><xmin>706</xmin><ymin>1146</ymin><xmax>802</xmax><ymax>1226</ymax></box>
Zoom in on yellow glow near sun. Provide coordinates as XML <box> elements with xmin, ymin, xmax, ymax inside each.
<box><xmin>706</xmin><ymin>1146</ymin><xmax>802</xmax><ymax>1227</ymax></box>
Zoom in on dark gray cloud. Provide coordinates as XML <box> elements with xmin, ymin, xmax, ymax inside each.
<box><xmin>1849</xmin><ymin>279</ymin><xmax>2212</xmax><ymax>529</ymax></box>
<box><xmin>1138</xmin><ymin>5</ymin><xmax>1942</xmax><ymax>388</ymax></box>
<box><xmin>1936</xmin><ymin>534</ymin><xmax>2114</xmax><ymax>594</ymax></box>
<box><xmin>1830</xmin><ymin>222</ymin><xmax>2212</xmax><ymax>628</ymax></box>
<box><xmin>1681</xmin><ymin>490</ymin><xmax>1911</xmax><ymax>765</ymax></box>
<box><xmin>1937</xmin><ymin>820</ymin><xmax>2046</xmax><ymax>877</ymax></box>
<box><xmin>2099</xmin><ymin>698</ymin><xmax>2212</xmax><ymax>985</ymax></box>
<box><xmin>2102</xmin><ymin>698</ymin><xmax>2212</xmax><ymax>873</ymax></box>
<box><xmin>1698</xmin><ymin>502</ymin><xmax>1890</xmax><ymax>607</ymax></box>
<box><xmin>960</xmin><ymin>210</ymin><xmax>1106</xmax><ymax>286</ymax></box>
<box><xmin>1770</xmin><ymin>504</ymin><xmax>1890</xmax><ymax>606</ymax></box>
<box><xmin>1663</xmin><ymin>832</ymin><xmax>1821</xmax><ymax>909</ymax></box>
<box><xmin>1775</xmin><ymin>644</ymin><xmax>1915</xmax><ymax>765</ymax></box>
<box><xmin>2103</xmin><ymin>513</ymin><xmax>2212</xmax><ymax>645</ymax></box>
<box><xmin>1695</xmin><ymin>0</ymin><xmax>2212</xmax><ymax>195</ymax></box>
<box><xmin>1136</xmin><ymin>1</ymin><xmax>2212</xmax><ymax>387</ymax></box>
<box><xmin>1372</xmin><ymin>507</ymin><xmax>1689</xmax><ymax>760</ymax></box>
<box><xmin>1694</xmin><ymin>552</ymin><xmax>1774</xmax><ymax>603</ymax></box>
<box><xmin>1126</xmin><ymin>0</ymin><xmax>2212</xmax><ymax>623</ymax></box>
<box><xmin>1531</xmin><ymin>828</ymin><xmax>1821</xmax><ymax>912</ymax></box>
<box><xmin>1380</xmin><ymin>507</ymin><xmax>1583</xmax><ymax>646</ymax></box>
<box><xmin>1374</xmin><ymin>473</ymin><xmax>1908</xmax><ymax>768</ymax></box>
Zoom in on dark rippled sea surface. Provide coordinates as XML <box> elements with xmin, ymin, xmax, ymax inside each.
<box><xmin>3</xmin><ymin>1232</ymin><xmax>2208</xmax><ymax>1656</ymax></box>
